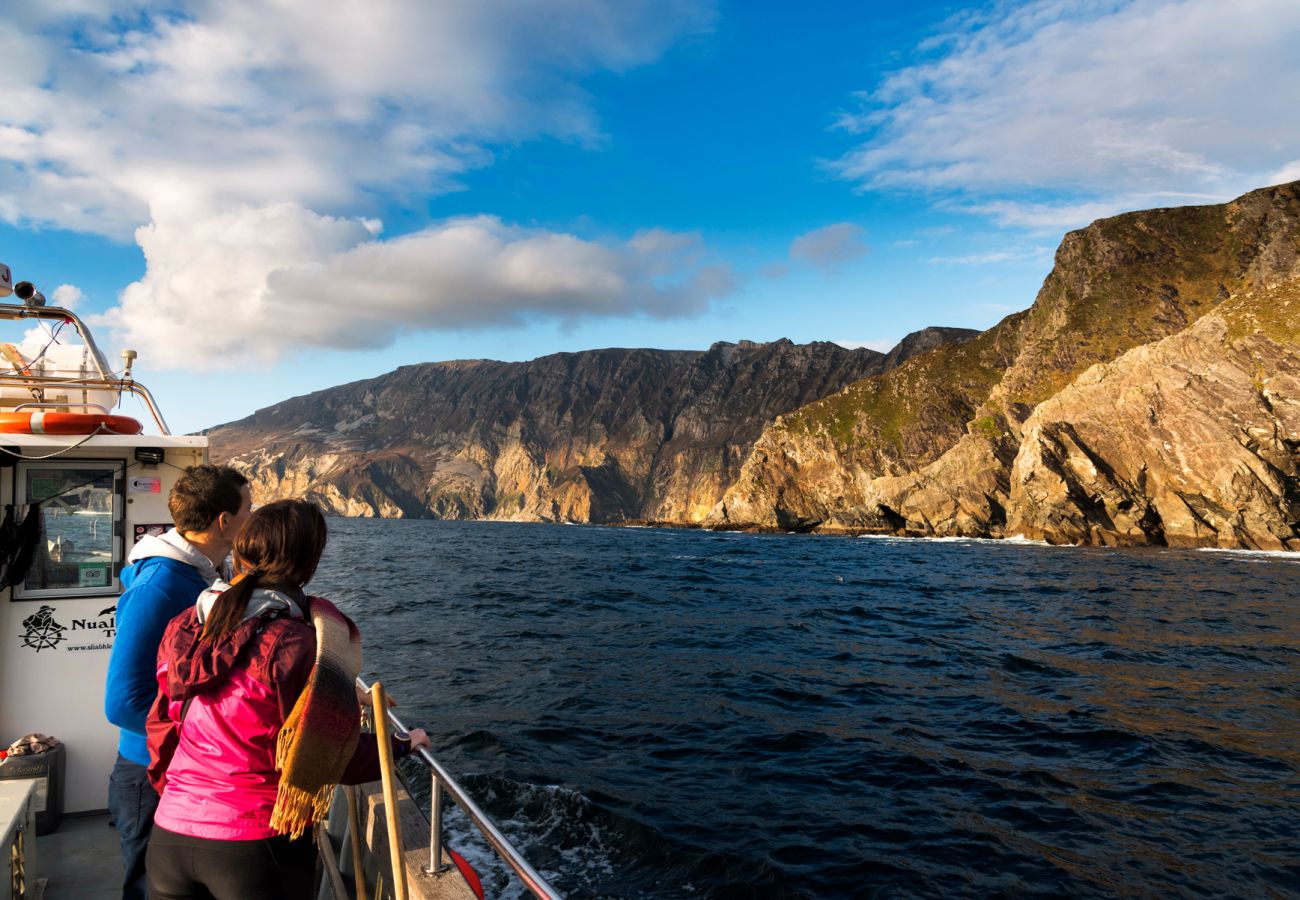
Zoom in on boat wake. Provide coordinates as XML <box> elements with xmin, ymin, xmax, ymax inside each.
<box><xmin>414</xmin><ymin>772</ymin><xmax>798</xmax><ymax>898</ymax></box>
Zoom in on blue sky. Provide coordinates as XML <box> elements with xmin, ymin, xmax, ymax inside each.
<box><xmin>3</xmin><ymin>0</ymin><xmax>1298</xmax><ymax>434</ymax></box>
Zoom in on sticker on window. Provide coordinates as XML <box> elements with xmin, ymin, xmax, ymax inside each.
<box><xmin>133</xmin><ymin>524</ymin><xmax>172</xmax><ymax>543</ymax></box>
<box><xmin>79</xmin><ymin>564</ymin><xmax>109</xmax><ymax>588</ymax></box>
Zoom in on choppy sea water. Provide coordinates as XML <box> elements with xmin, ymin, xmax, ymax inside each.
<box><xmin>313</xmin><ymin>520</ymin><xmax>1300</xmax><ymax>899</ymax></box>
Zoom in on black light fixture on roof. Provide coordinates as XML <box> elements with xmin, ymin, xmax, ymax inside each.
<box><xmin>134</xmin><ymin>447</ymin><xmax>165</xmax><ymax>465</ymax></box>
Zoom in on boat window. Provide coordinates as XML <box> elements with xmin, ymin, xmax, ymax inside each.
<box><xmin>11</xmin><ymin>460</ymin><xmax>124</xmax><ymax>600</ymax></box>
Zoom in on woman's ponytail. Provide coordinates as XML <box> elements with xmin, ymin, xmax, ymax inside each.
<box><xmin>202</xmin><ymin>568</ymin><xmax>263</xmax><ymax>639</ymax></box>
<box><xmin>200</xmin><ymin>500</ymin><xmax>327</xmax><ymax>641</ymax></box>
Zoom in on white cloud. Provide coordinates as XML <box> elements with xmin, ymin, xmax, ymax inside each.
<box><xmin>103</xmin><ymin>207</ymin><xmax>733</xmax><ymax>367</ymax></box>
<box><xmin>834</xmin><ymin>339</ymin><xmax>895</xmax><ymax>353</ymax></box>
<box><xmin>836</xmin><ymin>0</ymin><xmax>1300</xmax><ymax>227</ymax></box>
<box><xmin>959</xmin><ymin>191</ymin><xmax>1231</xmax><ymax>231</ymax></box>
<box><xmin>51</xmin><ymin>285</ymin><xmax>83</xmax><ymax>309</ymax></box>
<box><xmin>960</xmin><ymin>198</ymin><xmax>1139</xmax><ymax>231</ymax></box>
<box><xmin>5</xmin><ymin>1</ymin><xmax>716</xmax><ymax>237</ymax></box>
<box><xmin>1270</xmin><ymin>159</ymin><xmax>1300</xmax><ymax>186</ymax></box>
<box><xmin>2</xmin><ymin>1</ymin><xmax>719</xmax><ymax>365</ymax></box>
<box><xmin>789</xmin><ymin>223</ymin><xmax>869</xmax><ymax>269</ymax></box>
<box><xmin>925</xmin><ymin>246</ymin><xmax>1053</xmax><ymax>265</ymax></box>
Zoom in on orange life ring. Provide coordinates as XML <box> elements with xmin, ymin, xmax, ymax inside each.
<box><xmin>0</xmin><ymin>412</ymin><xmax>144</xmax><ymax>435</ymax></box>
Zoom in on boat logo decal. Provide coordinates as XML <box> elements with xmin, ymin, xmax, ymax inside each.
<box><xmin>20</xmin><ymin>605</ymin><xmax>67</xmax><ymax>652</ymax></box>
<box><xmin>18</xmin><ymin>604</ymin><xmax>117</xmax><ymax>653</ymax></box>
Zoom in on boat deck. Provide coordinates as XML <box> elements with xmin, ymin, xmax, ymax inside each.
<box><xmin>30</xmin><ymin>794</ymin><xmax>478</xmax><ymax>900</ymax></box>
<box><xmin>35</xmin><ymin>812</ymin><xmax>119</xmax><ymax>900</ymax></box>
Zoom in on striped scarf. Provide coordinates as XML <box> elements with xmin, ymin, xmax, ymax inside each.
<box><xmin>269</xmin><ymin>596</ymin><xmax>362</xmax><ymax>839</ymax></box>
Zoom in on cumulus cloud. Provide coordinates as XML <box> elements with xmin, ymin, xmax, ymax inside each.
<box><xmin>836</xmin><ymin>0</ymin><xmax>1300</xmax><ymax>228</ymax></box>
<box><xmin>51</xmin><ymin>285</ymin><xmax>84</xmax><ymax>309</ymax></box>
<box><xmin>103</xmin><ymin>207</ymin><xmax>732</xmax><ymax>366</ymax></box>
<box><xmin>3</xmin><ymin>1</ymin><xmax>719</xmax><ymax>365</ymax></box>
<box><xmin>789</xmin><ymin>223</ymin><xmax>869</xmax><ymax>269</ymax></box>
<box><xmin>4</xmin><ymin>1</ymin><xmax>716</xmax><ymax>237</ymax></box>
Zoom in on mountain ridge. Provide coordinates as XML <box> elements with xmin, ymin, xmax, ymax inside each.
<box><xmin>211</xmin><ymin>181</ymin><xmax>1300</xmax><ymax>549</ymax></box>
<box><xmin>211</xmin><ymin>329</ymin><xmax>976</xmax><ymax>522</ymax></box>
<box><xmin>709</xmin><ymin>181</ymin><xmax>1300</xmax><ymax>548</ymax></box>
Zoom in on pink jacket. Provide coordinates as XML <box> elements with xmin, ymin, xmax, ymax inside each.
<box><xmin>146</xmin><ymin>590</ymin><xmax>399</xmax><ymax>840</ymax></box>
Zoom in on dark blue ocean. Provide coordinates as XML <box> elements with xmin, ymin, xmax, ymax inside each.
<box><xmin>314</xmin><ymin>520</ymin><xmax>1300</xmax><ymax>899</ymax></box>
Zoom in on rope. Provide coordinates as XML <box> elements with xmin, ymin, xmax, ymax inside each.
<box><xmin>0</xmin><ymin>412</ymin><xmax>149</xmax><ymax>461</ymax></box>
<box><xmin>0</xmin><ymin>424</ymin><xmax>112</xmax><ymax>460</ymax></box>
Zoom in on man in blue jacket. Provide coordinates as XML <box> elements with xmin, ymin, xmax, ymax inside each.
<box><xmin>104</xmin><ymin>465</ymin><xmax>251</xmax><ymax>900</ymax></box>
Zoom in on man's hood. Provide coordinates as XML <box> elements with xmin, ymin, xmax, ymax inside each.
<box><xmin>127</xmin><ymin>528</ymin><xmax>222</xmax><ymax>586</ymax></box>
<box><xmin>165</xmin><ymin>581</ymin><xmax>306</xmax><ymax>698</ymax></box>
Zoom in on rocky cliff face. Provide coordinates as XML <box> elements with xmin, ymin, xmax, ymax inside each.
<box><xmin>711</xmin><ymin>181</ymin><xmax>1300</xmax><ymax>548</ymax></box>
<box><xmin>210</xmin><ymin>333</ymin><xmax>975</xmax><ymax>521</ymax></box>
<box><xmin>212</xmin><ymin>182</ymin><xmax>1300</xmax><ymax>548</ymax></box>
<box><xmin>1007</xmin><ymin>281</ymin><xmax>1300</xmax><ymax>549</ymax></box>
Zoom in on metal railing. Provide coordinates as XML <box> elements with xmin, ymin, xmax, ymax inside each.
<box><xmin>0</xmin><ymin>373</ymin><xmax>172</xmax><ymax>433</ymax></box>
<box><xmin>0</xmin><ymin>303</ymin><xmax>172</xmax><ymax>433</ymax></box>
<box><xmin>357</xmin><ymin>676</ymin><xmax>562</xmax><ymax>899</ymax></box>
<box><xmin>0</xmin><ymin>304</ymin><xmax>115</xmax><ymax>377</ymax></box>
<box><xmin>14</xmin><ymin>401</ymin><xmax>112</xmax><ymax>414</ymax></box>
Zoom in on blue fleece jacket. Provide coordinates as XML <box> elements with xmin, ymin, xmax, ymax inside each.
<box><xmin>104</xmin><ymin>554</ymin><xmax>211</xmax><ymax>765</ymax></box>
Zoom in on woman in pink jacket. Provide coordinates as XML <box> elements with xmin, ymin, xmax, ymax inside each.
<box><xmin>145</xmin><ymin>499</ymin><xmax>429</xmax><ymax>900</ymax></box>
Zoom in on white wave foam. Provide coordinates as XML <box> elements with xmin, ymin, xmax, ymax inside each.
<box><xmin>1003</xmin><ymin>534</ymin><xmax>1053</xmax><ymax>546</ymax></box>
<box><xmin>1196</xmin><ymin>546</ymin><xmax>1300</xmax><ymax>560</ymax></box>
<box><xmin>440</xmin><ymin>780</ymin><xmax>623</xmax><ymax>899</ymax></box>
<box><xmin>856</xmin><ymin>533</ymin><xmax>1054</xmax><ymax>548</ymax></box>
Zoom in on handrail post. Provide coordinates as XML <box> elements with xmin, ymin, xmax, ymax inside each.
<box><xmin>371</xmin><ymin>681</ymin><xmax>409</xmax><ymax>900</ymax></box>
<box><xmin>354</xmin><ymin>675</ymin><xmax>562</xmax><ymax>899</ymax></box>
<box><xmin>425</xmin><ymin>771</ymin><xmax>450</xmax><ymax>875</ymax></box>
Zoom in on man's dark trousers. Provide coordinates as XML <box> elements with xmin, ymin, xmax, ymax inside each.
<box><xmin>108</xmin><ymin>753</ymin><xmax>159</xmax><ymax>900</ymax></box>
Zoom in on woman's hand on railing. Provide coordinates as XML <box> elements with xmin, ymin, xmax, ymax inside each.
<box><xmin>358</xmin><ymin>684</ymin><xmax>398</xmax><ymax>708</ymax></box>
<box><xmin>406</xmin><ymin>728</ymin><xmax>431</xmax><ymax>751</ymax></box>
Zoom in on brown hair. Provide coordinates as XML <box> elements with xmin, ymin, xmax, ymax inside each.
<box><xmin>170</xmin><ymin>465</ymin><xmax>250</xmax><ymax>533</ymax></box>
<box><xmin>203</xmin><ymin>499</ymin><xmax>328</xmax><ymax>639</ymax></box>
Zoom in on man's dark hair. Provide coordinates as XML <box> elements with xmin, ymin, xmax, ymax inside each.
<box><xmin>169</xmin><ymin>465</ymin><xmax>249</xmax><ymax>533</ymax></box>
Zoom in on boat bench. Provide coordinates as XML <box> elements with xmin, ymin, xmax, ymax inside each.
<box><xmin>0</xmin><ymin>781</ymin><xmax>37</xmax><ymax>900</ymax></box>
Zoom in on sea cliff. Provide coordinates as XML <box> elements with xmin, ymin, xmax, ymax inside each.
<box><xmin>708</xmin><ymin>181</ymin><xmax>1300</xmax><ymax>549</ymax></box>
<box><xmin>210</xmin><ymin>332</ymin><xmax>974</xmax><ymax>523</ymax></box>
<box><xmin>211</xmin><ymin>182</ymin><xmax>1300</xmax><ymax>549</ymax></box>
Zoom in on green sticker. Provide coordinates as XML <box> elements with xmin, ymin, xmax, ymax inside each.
<box><xmin>30</xmin><ymin>477</ymin><xmax>58</xmax><ymax>500</ymax></box>
<box><xmin>79</xmin><ymin>564</ymin><xmax>109</xmax><ymax>588</ymax></box>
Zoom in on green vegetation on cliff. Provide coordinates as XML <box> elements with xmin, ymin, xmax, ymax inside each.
<box><xmin>776</xmin><ymin>181</ymin><xmax>1300</xmax><ymax>466</ymax></box>
<box><xmin>999</xmin><ymin>194</ymin><xmax>1294</xmax><ymax>411</ymax></box>
<box><xmin>717</xmin><ymin>181</ymin><xmax>1300</xmax><ymax>547</ymax></box>
<box><xmin>778</xmin><ymin>322</ymin><xmax>1014</xmax><ymax>467</ymax></box>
